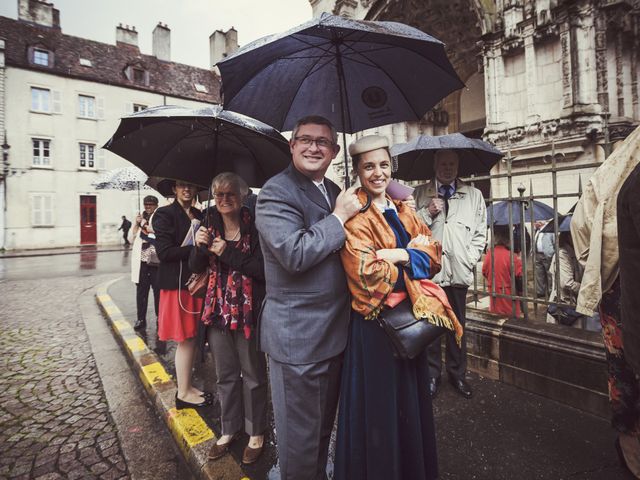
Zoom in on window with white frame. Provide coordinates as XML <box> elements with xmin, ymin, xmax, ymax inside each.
<box><xmin>79</xmin><ymin>143</ymin><xmax>95</xmax><ymax>168</ymax></box>
<box><xmin>133</xmin><ymin>103</ymin><xmax>147</xmax><ymax>112</ymax></box>
<box><xmin>33</xmin><ymin>49</ymin><xmax>49</xmax><ymax>66</ymax></box>
<box><xmin>78</xmin><ymin>94</ymin><xmax>96</xmax><ymax>118</ymax></box>
<box><xmin>31</xmin><ymin>194</ymin><xmax>54</xmax><ymax>226</ymax></box>
<box><xmin>32</xmin><ymin>139</ymin><xmax>51</xmax><ymax>166</ymax></box>
<box><xmin>31</xmin><ymin>87</ymin><xmax>50</xmax><ymax>112</ymax></box>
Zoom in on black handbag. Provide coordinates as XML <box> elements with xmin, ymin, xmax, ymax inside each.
<box><xmin>377</xmin><ymin>298</ymin><xmax>447</xmax><ymax>359</ymax></box>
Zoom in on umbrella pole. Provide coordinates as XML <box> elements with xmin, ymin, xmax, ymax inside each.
<box><xmin>137</xmin><ymin>182</ymin><xmax>141</xmax><ymax>212</ymax></box>
<box><xmin>335</xmin><ymin>40</ymin><xmax>351</xmax><ymax>188</ymax></box>
<box><xmin>205</xmin><ymin>122</ymin><xmax>220</xmax><ymax>229</ymax></box>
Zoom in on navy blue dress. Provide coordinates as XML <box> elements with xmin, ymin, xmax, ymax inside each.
<box><xmin>334</xmin><ymin>208</ymin><xmax>438</xmax><ymax>480</ymax></box>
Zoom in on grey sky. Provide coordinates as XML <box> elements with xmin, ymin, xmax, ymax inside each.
<box><xmin>0</xmin><ymin>0</ymin><xmax>313</xmax><ymax>68</ymax></box>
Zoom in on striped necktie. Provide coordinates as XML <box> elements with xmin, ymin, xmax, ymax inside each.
<box><xmin>318</xmin><ymin>182</ymin><xmax>330</xmax><ymax>207</ymax></box>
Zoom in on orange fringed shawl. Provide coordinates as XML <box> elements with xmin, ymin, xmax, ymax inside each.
<box><xmin>340</xmin><ymin>190</ymin><xmax>463</xmax><ymax>344</ymax></box>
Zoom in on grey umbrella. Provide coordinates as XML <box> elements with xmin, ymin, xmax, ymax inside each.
<box><xmin>92</xmin><ymin>166</ymin><xmax>149</xmax><ymax>207</ymax></box>
<box><xmin>389</xmin><ymin>133</ymin><xmax>504</xmax><ymax>181</ymax></box>
<box><xmin>217</xmin><ymin>13</ymin><xmax>464</xmax><ymax>185</ymax></box>
<box><xmin>104</xmin><ymin>105</ymin><xmax>291</xmax><ymax>188</ymax></box>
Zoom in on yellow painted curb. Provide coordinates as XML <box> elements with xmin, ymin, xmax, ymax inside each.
<box><xmin>113</xmin><ymin>319</ymin><xmax>132</xmax><ymax>331</ymax></box>
<box><xmin>125</xmin><ymin>337</ymin><xmax>147</xmax><ymax>353</ymax></box>
<box><xmin>103</xmin><ymin>305</ymin><xmax>121</xmax><ymax>316</ymax></box>
<box><xmin>168</xmin><ymin>408</ymin><xmax>215</xmax><ymax>447</ymax></box>
<box><xmin>141</xmin><ymin>362</ymin><xmax>172</xmax><ymax>386</ymax></box>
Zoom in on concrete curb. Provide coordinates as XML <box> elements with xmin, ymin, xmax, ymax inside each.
<box><xmin>95</xmin><ymin>279</ymin><xmax>248</xmax><ymax>480</ymax></box>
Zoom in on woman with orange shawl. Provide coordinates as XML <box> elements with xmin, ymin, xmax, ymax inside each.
<box><xmin>334</xmin><ymin>135</ymin><xmax>463</xmax><ymax>480</ymax></box>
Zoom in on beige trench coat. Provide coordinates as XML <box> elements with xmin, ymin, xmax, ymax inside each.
<box><xmin>571</xmin><ymin>125</ymin><xmax>640</xmax><ymax>315</ymax></box>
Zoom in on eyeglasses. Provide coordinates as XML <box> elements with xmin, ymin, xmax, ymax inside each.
<box><xmin>293</xmin><ymin>136</ymin><xmax>334</xmax><ymax>149</ymax></box>
<box><xmin>214</xmin><ymin>192</ymin><xmax>237</xmax><ymax>200</ymax></box>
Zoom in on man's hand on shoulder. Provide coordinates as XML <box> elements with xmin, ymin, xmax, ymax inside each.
<box><xmin>333</xmin><ymin>186</ymin><xmax>361</xmax><ymax>224</ymax></box>
<box><xmin>427</xmin><ymin>198</ymin><xmax>445</xmax><ymax>218</ymax></box>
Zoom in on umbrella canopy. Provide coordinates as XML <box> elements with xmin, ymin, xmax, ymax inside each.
<box><xmin>92</xmin><ymin>166</ymin><xmax>148</xmax><ymax>191</ymax></box>
<box><xmin>104</xmin><ymin>105</ymin><xmax>291</xmax><ymax>188</ymax></box>
<box><xmin>217</xmin><ymin>13</ymin><xmax>463</xmax><ymax>185</ymax></box>
<box><xmin>487</xmin><ymin>200</ymin><xmax>555</xmax><ymax>226</ymax></box>
<box><xmin>145</xmin><ymin>177</ymin><xmax>210</xmax><ymax>200</ymax></box>
<box><xmin>390</xmin><ymin>133</ymin><xmax>503</xmax><ymax>181</ymax></box>
<box><xmin>541</xmin><ymin>214</ymin><xmax>572</xmax><ymax>233</ymax></box>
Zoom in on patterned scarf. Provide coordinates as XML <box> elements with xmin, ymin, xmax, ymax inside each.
<box><xmin>340</xmin><ymin>189</ymin><xmax>463</xmax><ymax>344</ymax></box>
<box><xmin>201</xmin><ymin>208</ymin><xmax>254</xmax><ymax>339</ymax></box>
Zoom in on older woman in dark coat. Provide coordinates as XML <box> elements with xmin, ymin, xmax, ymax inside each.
<box><xmin>189</xmin><ymin>172</ymin><xmax>268</xmax><ymax>465</ymax></box>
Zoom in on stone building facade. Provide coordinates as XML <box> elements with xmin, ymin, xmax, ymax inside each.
<box><xmin>310</xmin><ymin>0</ymin><xmax>640</xmax><ymax>209</ymax></box>
<box><xmin>0</xmin><ymin>0</ymin><xmax>238</xmax><ymax>250</ymax></box>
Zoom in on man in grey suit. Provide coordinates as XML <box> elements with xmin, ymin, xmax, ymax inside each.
<box><xmin>255</xmin><ymin>115</ymin><xmax>360</xmax><ymax>479</ymax></box>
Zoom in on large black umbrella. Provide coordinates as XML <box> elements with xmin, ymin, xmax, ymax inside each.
<box><xmin>217</xmin><ymin>13</ymin><xmax>464</xmax><ymax>185</ymax></box>
<box><xmin>389</xmin><ymin>133</ymin><xmax>503</xmax><ymax>181</ymax></box>
<box><xmin>104</xmin><ymin>105</ymin><xmax>291</xmax><ymax>188</ymax></box>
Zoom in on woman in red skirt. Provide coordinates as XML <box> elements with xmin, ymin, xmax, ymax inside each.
<box><xmin>153</xmin><ymin>181</ymin><xmax>212</xmax><ymax>409</ymax></box>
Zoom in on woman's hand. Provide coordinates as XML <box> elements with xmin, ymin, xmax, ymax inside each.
<box><xmin>195</xmin><ymin>227</ymin><xmax>211</xmax><ymax>247</ymax></box>
<box><xmin>407</xmin><ymin>234</ymin><xmax>431</xmax><ymax>248</ymax></box>
<box><xmin>376</xmin><ymin>248</ymin><xmax>409</xmax><ymax>264</ymax></box>
<box><xmin>403</xmin><ymin>194</ymin><xmax>416</xmax><ymax>211</ymax></box>
<box><xmin>209</xmin><ymin>237</ymin><xmax>227</xmax><ymax>256</ymax></box>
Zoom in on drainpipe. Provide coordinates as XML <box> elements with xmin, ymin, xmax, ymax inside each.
<box><xmin>0</xmin><ymin>137</ymin><xmax>8</xmax><ymax>251</ymax></box>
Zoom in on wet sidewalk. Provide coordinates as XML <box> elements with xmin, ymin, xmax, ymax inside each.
<box><xmin>0</xmin><ymin>244</ymin><xmax>126</xmax><ymax>259</ymax></box>
<box><xmin>105</xmin><ymin>276</ymin><xmax>630</xmax><ymax>479</ymax></box>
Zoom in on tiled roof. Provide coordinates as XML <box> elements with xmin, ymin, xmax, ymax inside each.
<box><xmin>0</xmin><ymin>16</ymin><xmax>220</xmax><ymax>104</ymax></box>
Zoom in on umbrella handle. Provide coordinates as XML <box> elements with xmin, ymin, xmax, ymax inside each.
<box><xmin>358</xmin><ymin>189</ymin><xmax>372</xmax><ymax>213</ymax></box>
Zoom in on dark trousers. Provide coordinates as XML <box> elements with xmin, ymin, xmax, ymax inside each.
<box><xmin>136</xmin><ymin>262</ymin><xmax>159</xmax><ymax>322</ymax></box>
<box><xmin>122</xmin><ymin>229</ymin><xmax>130</xmax><ymax>245</ymax></box>
<box><xmin>427</xmin><ymin>286</ymin><xmax>468</xmax><ymax>381</ymax></box>
<box><xmin>268</xmin><ymin>355</ymin><xmax>342</xmax><ymax>480</ymax></box>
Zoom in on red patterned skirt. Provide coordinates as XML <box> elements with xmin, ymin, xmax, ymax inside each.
<box><xmin>158</xmin><ymin>289</ymin><xmax>203</xmax><ymax>342</ymax></box>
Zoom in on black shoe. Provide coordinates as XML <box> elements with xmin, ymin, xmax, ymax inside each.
<box><xmin>175</xmin><ymin>393</ymin><xmax>213</xmax><ymax>410</ymax></box>
<box><xmin>428</xmin><ymin>377</ymin><xmax>441</xmax><ymax>398</ymax></box>
<box><xmin>449</xmin><ymin>377</ymin><xmax>473</xmax><ymax>399</ymax></box>
<box><xmin>133</xmin><ymin>319</ymin><xmax>146</xmax><ymax>331</ymax></box>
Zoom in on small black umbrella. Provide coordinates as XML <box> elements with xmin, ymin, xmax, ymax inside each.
<box><xmin>389</xmin><ymin>133</ymin><xmax>503</xmax><ymax>181</ymax></box>
<box><xmin>487</xmin><ymin>200</ymin><xmax>555</xmax><ymax>226</ymax></box>
<box><xmin>217</xmin><ymin>13</ymin><xmax>464</xmax><ymax>185</ymax></box>
<box><xmin>104</xmin><ymin>105</ymin><xmax>291</xmax><ymax>188</ymax></box>
<box><xmin>541</xmin><ymin>214</ymin><xmax>573</xmax><ymax>233</ymax></box>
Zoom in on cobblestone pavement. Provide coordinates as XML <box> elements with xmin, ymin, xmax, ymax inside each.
<box><xmin>0</xmin><ymin>275</ymin><xmax>130</xmax><ymax>480</ymax></box>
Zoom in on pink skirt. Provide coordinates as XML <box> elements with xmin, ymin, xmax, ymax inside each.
<box><xmin>158</xmin><ymin>289</ymin><xmax>203</xmax><ymax>342</ymax></box>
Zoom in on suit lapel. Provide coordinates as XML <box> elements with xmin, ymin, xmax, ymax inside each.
<box><xmin>289</xmin><ymin>164</ymin><xmax>332</xmax><ymax>212</ymax></box>
<box><xmin>326</xmin><ymin>179</ymin><xmax>341</xmax><ymax>210</ymax></box>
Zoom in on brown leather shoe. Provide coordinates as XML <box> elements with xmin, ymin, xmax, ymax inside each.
<box><xmin>242</xmin><ymin>443</ymin><xmax>264</xmax><ymax>463</ymax></box>
<box><xmin>208</xmin><ymin>436</ymin><xmax>236</xmax><ymax>461</ymax></box>
<box><xmin>242</xmin><ymin>443</ymin><xmax>264</xmax><ymax>464</ymax></box>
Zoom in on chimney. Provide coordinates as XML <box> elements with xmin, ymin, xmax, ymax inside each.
<box><xmin>116</xmin><ymin>23</ymin><xmax>138</xmax><ymax>48</ymax></box>
<box><xmin>209</xmin><ymin>27</ymin><xmax>239</xmax><ymax>68</ymax></box>
<box><xmin>18</xmin><ymin>0</ymin><xmax>60</xmax><ymax>28</ymax></box>
<box><xmin>225</xmin><ymin>27</ymin><xmax>238</xmax><ymax>58</ymax></box>
<box><xmin>152</xmin><ymin>22</ymin><xmax>171</xmax><ymax>61</ymax></box>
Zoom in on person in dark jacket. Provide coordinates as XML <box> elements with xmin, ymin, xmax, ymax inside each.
<box><xmin>615</xmin><ymin>161</ymin><xmax>640</xmax><ymax>477</ymax></box>
<box><xmin>118</xmin><ymin>216</ymin><xmax>132</xmax><ymax>246</ymax></box>
<box><xmin>189</xmin><ymin>172</ymin><xmax>267</xmax><ymax>464</ymax></box>
<box><xmin>153</xmin><ymin>181</ymin><xmax>212</xmax><ymax>410</ymax></box>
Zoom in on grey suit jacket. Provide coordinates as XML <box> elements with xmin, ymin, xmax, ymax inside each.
<box><xmin>256</xmin><ymin>164</ymin><xmax>350</xmax><ymax>365</ymax></box>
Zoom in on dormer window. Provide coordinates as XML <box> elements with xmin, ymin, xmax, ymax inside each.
<box><xmin>124</xmin><ymin>64</ymin><xmax>149</xmax><ymax>86</ymax></box>
<box><xmin>133</xmin><ymin>68</ymin><xmax>145</xmax><ymax>84</ymax></box>
<box><xmin>34</xmin><ymin>49</ymin><xmax>49</xmax><ymax>66</ymax></box>
<box><xmin>29</xmin><ymin>46</ymin><xmax>53</xmax><ymax>67</ymax></box>
<box><xmin>79</xmin><ymin>58</ymin><xmax>93</xmax><ymax>67</ymax></box>
<box><xmin>194</xmin><ymin>83</ymin><xmax>208</xmax><ymax>93</ymax></box>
